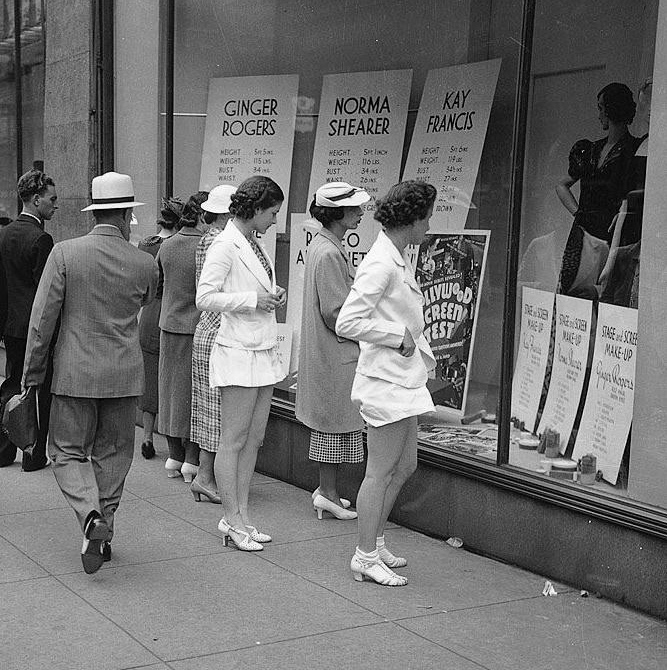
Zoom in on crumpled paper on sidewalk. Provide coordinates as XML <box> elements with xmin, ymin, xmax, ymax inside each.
<box><xmin>542</xmin><ymin>580</ymin><xmax>558</xmax><ymax>596</ymax></box>
<box><xmin>446</xmin><ymin>537</ymin><xmax>463</xmax><ymax>548</ymax></box>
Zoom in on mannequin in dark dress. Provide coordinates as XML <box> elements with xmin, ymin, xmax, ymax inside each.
<box><xmin>600</xmin><ymin>78</ymin><xmax>652</xmax><ymax>308</ymax></box>
<box><xmin>556</xmin><ymin>83</ymin><xmax>643</xmax><ymax>297</ymax></box>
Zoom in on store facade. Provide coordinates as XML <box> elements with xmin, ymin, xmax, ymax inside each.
<box><xmin>4</xmin><ymin>0</ymin><xmax>667</xmax><ymax>617</ymax></box>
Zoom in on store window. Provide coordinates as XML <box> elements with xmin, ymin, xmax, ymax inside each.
<box><xmin>169</xmin><ymin>0</ymin><xmax>524</xmax><ymax>461</ymax></box>
<box><xmin>511</xmin><ymin>1</ymin><xmax>660</xmax><ymax>502</ymax></box>
<box><xmin>0</xmin><ymin>0</ymin><xmax>45</xmax><ymax>222</ymax></box>
<box><xmin>0</xmin><ymin>0</ymin><xmax>17</xmax><ymax>222</ymax></box>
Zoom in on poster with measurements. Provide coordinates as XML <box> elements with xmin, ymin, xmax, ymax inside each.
<box><xmin>415</xmin><ymin>231</ymin><xmax>490</xmax><ymax>413</ymax></box>
<box><xmin>572</xmin><ymin>304</ymin><xmax>637</xmax><ymax>485</ymax></box>
<box><xmin>199</xmin><ymin>74</ymin><xmax>299</xmax><ymax>233</ymax></box>
<box><xmin>537</xmin><ymin>295</ymin><xmax>593</xmax><ymax>454</ymax></box>
<box><xmin>511</xmin><ymin>287</ymin><xmax>555</xmax><ymax>433</ymax></box>
<box><xmin>284</xmin><ymin>213</ymin><xmax>322</xmax><ymax>376</ymax></box>
<box><xmin>403</xmin><ymin>59</ymin><xmax>501</xmax><ymax>231</ymax></box>
<box><xmin>308</xmin><ymin>69</ymin><xmax>412</xmax><ymax>271</ymax></box>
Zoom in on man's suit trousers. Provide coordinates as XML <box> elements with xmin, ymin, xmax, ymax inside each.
<box><xmin>48</xmin><ymin>395</ymin><xmax>136</xmax><ymax>537</ymax></box>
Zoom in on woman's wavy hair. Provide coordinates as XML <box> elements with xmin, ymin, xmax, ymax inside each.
<box><xmin>157</xmin><ymin>197</ymin><xmax>184</xmax><ymax>230</ymax></box>
<box><xmin>179</xmin><ymin>190</ymin><xmax>208</xmax><ymax>228</ymax></box>
<box><xmin>229</xmin><ymin>176</ymin><xmax>284</xmax><ymax>219</ymax></box>
<box><xmin>374</xmin><ymin>180</ymin><xmax>437</xmax><ymax>229</ymax></box>
<box><xmin>308</xmin><ymin>199</ymin><xmax>346</xmax><ymax>228</ymax></box>
<box><xmin>598</xmin><ymin>82</ymin><xmax>636</xmax><ymax>125</ymax></box>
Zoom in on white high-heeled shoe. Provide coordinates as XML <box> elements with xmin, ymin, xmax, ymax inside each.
<box><xmin>246</xmin><ymin>525</ymin><xmax>272</xmax><ymax>543</ymax></box>
<box><xmin>311</xmin><ymin>488</ymin><xmax>351</xmax><ymax>509</ymax></box>
<box><xmin>180</xmin><ymin>462</ymin><xmax>199</xmax><ymax>483</ymax></box>
<box><xmin>312</xmin><ymin>494</ymin><xmax>357</xmax><ymax>520</ymax></box>
<box><xmin>350</xmin><ymin>552</ymin><xmax>407</xmax><ymax>586</ymax></box>
<box><xmin>165</xmin><ymin>458</ymin><xmax>183</xmax><ymax>478</ymax></box>
<box><xmin>217</xmin><ymin>518</ymin><xmax>263</xmax><ymax>551</ymax></box>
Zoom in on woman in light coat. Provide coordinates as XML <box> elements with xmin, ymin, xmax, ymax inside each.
<box><xmin>196</xmin><ymin>176</ymin><xmax>286</xmax><ymax>551</ymax></box>
<box><xmin>296</xmin><ymin>182</ymin><xmax>370</xmax><ymax>521</ymax></box>
<box><xmin>336</xmin><ymin>180</ymin><xmax>437</xmax><ymax>587</ymax></box>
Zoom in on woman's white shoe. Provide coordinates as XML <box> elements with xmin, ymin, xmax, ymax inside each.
<box><xmin>311</xmin><ymin>488</ymin><xmax>351</xmax><ymax>509</ymax></box>
<box><xmin>246</xmin><ymin>525</ymin><xmax>272</xmax><ymax>543</ymax></box>
<box><xmin>218</xmin><ymin>518</ymin><xmax>263</xmax><ymax>551</ymax></box>
<box><xmin>377</xmin><ymin>536</ymin><xmax>407</xmax><ymax>568</ymax></box>
<box><xmin>165</xmin><ymin>458</ymin><xmax>183</xmax><ymax>478</ymax></box>
<box><xmin>350</xmin><ymin>553</ymin><xmax>408</xmax><ymax>586</ymax></box>
<box><xmin>312</xmin><ymin>494</ymin><xmax>357</xmax><ymax>520</ymax></box>
<box><xmin>180</xmin><ymin>462</ymin><xmax>199</xmax><ymax>483</ymax></box>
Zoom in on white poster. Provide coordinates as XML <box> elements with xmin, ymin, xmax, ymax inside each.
<box><xmin>573</xmin><ymin>304</ymin><xmax>637</xmax><ymax>484</ymax></box>
<box><xmin>308</xmin><ymin>69</ymin><xmax>412</xmax><ymax>271</ymax></box>
<box><xmin>511</xmin><ymin>288</ymin><xmax>555</xmax><ymax>433</ymax></box>
<box><xmin>537</xmin><ymin>295</ymin><xmax>592</xmax><ymax>454</ymax></box>
<box><xmin>284</xmin><ymin>214</ymin><xmax>322</xmax><ymax>374</ymax></box>
<box><xmin>199</xmin><ymin>74</ymin><xmax>299</xmax><ymax>232</ymax></box>
<box><xmin>403</xmin><ymin>59</ymin><xmax>501</xmax><ymax>232</ymax></box>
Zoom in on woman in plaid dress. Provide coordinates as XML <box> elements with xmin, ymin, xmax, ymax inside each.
<box><xmin>295</xmin><ymin>182</ymin><xmax>370</xmax><ymax>521</ymax></box>
<box><xmin>190</xmin><ymin>185</ymin><xmax>236</xmax><ymax>504</ymax></box>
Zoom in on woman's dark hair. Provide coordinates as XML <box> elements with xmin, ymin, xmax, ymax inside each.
<box><xmin>374</xmin><ymin>180</ymin><xmax>437</xmax><ymax>229</ymax></box>
<box><xmin>229</xmin><ymin>176</ymin><xmax>284</xmax><ymax>219</ymax></box>
<box><xmin>203</xmin><ymin>210</ymin><xmax>217</xmax><ymax>225</ymax></box>
<box><xmin>179</xmin><ymin>191</ymin><xmax>208</xmax><ymax>228</ymax></box>
<box><xmin>157</xmin><ymin>197</ymin><xmax>184</xmax><ymax>230</ymax></box>
<box><xmin>598</xmin><ymin>82</ymin><xmax>636</xmax><ymax>125</ymax></box>
<box><xmin>309</xmin><ymin>198</ymin><xmax>346</xmax><ymax>228</ymax></box>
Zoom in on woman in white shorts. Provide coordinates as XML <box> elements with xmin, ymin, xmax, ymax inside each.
<box><xmin>336</xmin><ymin>180</ymin><xmax>437</xmax><ymax>586</ymax></box>
<box><xmin>196</xmin><ymin>176</ymin><xmax>286</xmax><ymax>552</ymax></box>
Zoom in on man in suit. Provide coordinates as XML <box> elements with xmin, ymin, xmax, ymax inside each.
<box><xmin>22</xmin><ymin>172</ymin><xmax>158</xmax><ymax>574</ymax></box>
<box><xmin>0</xmin><ymin>169</ymin><xmax>58</xmax><ymax>470</ymax></box>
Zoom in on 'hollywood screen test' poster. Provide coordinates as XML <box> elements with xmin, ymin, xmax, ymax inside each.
<box><xmin>416</xmin><ymin>232</ymin><xmax>490</xmax><ymax>413</ymax></box>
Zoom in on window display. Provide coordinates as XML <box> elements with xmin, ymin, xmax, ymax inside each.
<box><xmin>511</xmin><ymin>0</ymin><xmax>659</xmax><ymax>498</ymax></box>
<box><xmin>164</xmin><ymin>0</ymin><xmax>665</xmax><ymax>513</ymax></box>
<box><xmin>170</xmin><ymin>0</ymin><xmax>521</xmax><ymax>455</ymax></box>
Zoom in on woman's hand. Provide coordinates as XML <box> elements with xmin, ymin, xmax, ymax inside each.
<box><xmin>398</xmin><ymin>328</ymin><xmax>416</xmax><ymax>357</ymax></box>
<box><xmin>275</xmin><ymin>285</ymin><xmax>287</xmax><ymax>308</ymax></box>
<box><xmin>257</xmin><ymin>290</ymin><xmax>281</xmax><ymax>313</ymax></box>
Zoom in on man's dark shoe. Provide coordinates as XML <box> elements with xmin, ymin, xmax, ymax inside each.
<box><xmin>21</xmin><ymin>451</ymin><xmax>49</xmax><ymax>472</ymax></box>
<box><xmin>0</xmin><ymin>434</ymin><xmax>17</xmax><ymax>467</ymax></box>
<box><xmin>81</xmin><ymin>512</ymin><xmax>111</xmax><ymax>574</ymax></box>
<box><xmin>141</xmin><ymin>440</ymin><xmax>155</xmax><ymax>459</ymax></box>
<box><xmin>102</xmin><ymin>541</ymin><xmax>111</xmax><ymax>562</ymax></box>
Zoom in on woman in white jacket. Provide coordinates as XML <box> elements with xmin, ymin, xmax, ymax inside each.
<box><xmin>336</xmin><ymin>180</ymin><xmax>437</xmax><ymax>586</ymax></box>
<box><xmin>196</xmin><ymin>176</ymin><xmax>286</xmax><ymax>551</ymax></box>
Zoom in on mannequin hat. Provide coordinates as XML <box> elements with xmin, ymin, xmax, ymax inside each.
<box><xmin>81</xmin><ymin>171</ymin><xmax>145</xmax><ymax>211</ymax></box>
<box><xmin>315</xmin><ymin>182</ymin><xmax>370</xmax><ymax>207</ymax></box>
<box><xmin>201</xmin><ymin>184</ymin><xmax>236</xmax><ymax>213</ymax></box>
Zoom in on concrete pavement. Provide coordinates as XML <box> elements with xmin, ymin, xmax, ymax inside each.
<box><xmin>0</xmin><ymin>429</ymin><xmax>665</xmax><ymax>670</ymax></box>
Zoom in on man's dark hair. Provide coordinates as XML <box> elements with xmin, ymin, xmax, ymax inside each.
<box><xmin>17</xmin><ymin>169</ymin><xmax>55</xmax><ymax>203</ymax></box>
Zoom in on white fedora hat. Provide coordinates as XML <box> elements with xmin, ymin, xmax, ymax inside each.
<box><xmin>201</xmin><ymin>184</ymin><xmax>236</xmax><ymax>214</ymax></box>
<box><xmin>315</xmin><ymin>182</ymin><xmax>370</xmax><ymax>208</ymax></box>
<box><xmin>81</xmin><ymin>171</ymin><xmax>144</xmax><ymax>211</ymax></box>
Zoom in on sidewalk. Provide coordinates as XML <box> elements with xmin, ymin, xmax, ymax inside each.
<box><xmin>0</xmin><ymin>429</ymin><xmax>665</xmax><ymax>670</ymax></box>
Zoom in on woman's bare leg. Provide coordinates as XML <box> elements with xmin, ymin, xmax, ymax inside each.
<box><xmin>356</xmin><ymin>417</ymin><xmax>415</xmax><ymax>554</ymax></box>
<box><xmin>238</xmin><ymin>385</ymin><xmax>273</xmax><ymax>527</ymax></box>
<box><xmin>214</xmin><ymin>386</ymin><xmax>257</xmax><ymax>531</ymax></box>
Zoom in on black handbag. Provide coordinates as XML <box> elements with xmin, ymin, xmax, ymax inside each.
<box><xmin>3</xmin><ymin>386</ymin><xmax>38</xmax><ymax>456</ymax></box>
<box><xmin>0</xmin><ymin>377</ymin><xmax>18</xmax><ymax>466</ymax></box>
